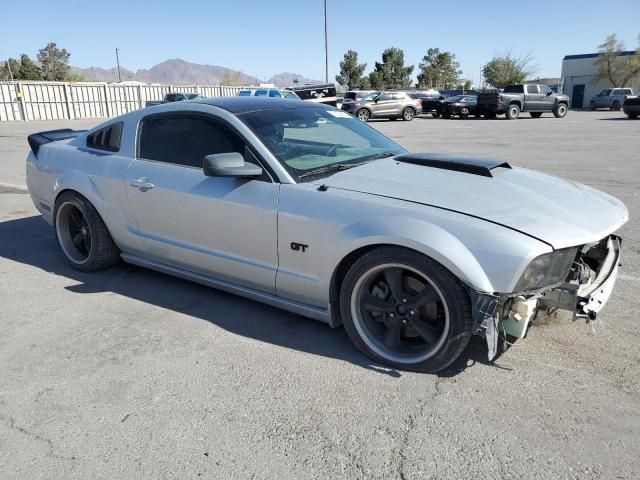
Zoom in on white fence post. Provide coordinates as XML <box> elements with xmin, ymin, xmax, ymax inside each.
<box><xmin>16</xmin><ymin>82</ymin><xmax>28</xmax><ymax>121</ymax></box>
<box><xmin>103</xmin><ymin>84</ymin><xmax>112</xmax><ymax>118</ymax></box>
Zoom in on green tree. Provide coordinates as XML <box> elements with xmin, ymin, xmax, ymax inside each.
<box><xmin>367</xmin><ymin>47</ymin><xmax>414</xmax><ymax>89</ymax></box>
<box><xmin>335</xmin><ymin>50</ymin><xmax>367</xmax><ymax>89</ymax></box>
<box><xmin>593</xmin><ymin>34</ymin><xmax>640</xmax><ymax>87</ymax></box>
<box><xmin>416</xmin><ymin>48</ymin><xmax>461</xmax><ymax>89</ymax></box>
<box><xmin>1</xmin><ymin>58</ymin><xmax>21</xmax><ymax>80</ymax></box>
<box><xmin>482</xmin><ymin>52</ymin><xmax>535</xmax><ymax>88</ymax></box>
<box><xmin>18</xmin><ymin>53</ymin><xmax>43</xmax><ymax>80</ymax></box>
<box><xmin>37</xmin><ymin>42</ymin><xmax>70</xmax><ymax>81</ymax></box>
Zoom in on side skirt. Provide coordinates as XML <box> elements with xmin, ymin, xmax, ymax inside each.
<box><xmin>120</xmin><ymin>253</ymin><xmax>333</xmax><ymax>325</ymax></box>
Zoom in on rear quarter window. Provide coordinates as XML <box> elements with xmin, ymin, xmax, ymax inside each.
<box><xmin>86</xmin><ymin>122</ymin><xmax>123</xmax><ymax>152</ymax></box>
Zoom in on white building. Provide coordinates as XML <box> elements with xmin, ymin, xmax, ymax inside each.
<box><xmin>561</xmin><ymin>51</ymin><xmax>640</xmax><ymax>108</ymax></box>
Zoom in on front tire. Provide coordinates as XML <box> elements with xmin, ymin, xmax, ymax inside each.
<box><xmin>356</xmin><ymin>108</ymin><xmax>370</xmax><ymax>122</ymax></box>
<box><xmin>54</xmin><ymin>191</ymin><xmax>120</xmax><ymax>272</ymax></box>
<box><xmin>339</xmin><ymin>247</ymin><xmax>472</xmax><ymax>373</ymax></box>
<box><xmin>460</xmin><ymin>107</ymin><xmax>469</xmax><ymax>119</ymax></box>
<box><xmin>505</xmin><ymin>104</ymin><xmax>520</xmax><ymax>120</ymax></box>
<box><xmin>553</xmin><ymin>103</ymin><xmax>568</xmax><ymax>118</ymax></box>
<box><xmin>402</xmin><ymin>107</ymin><xmax>416</xmax><ymax>121</ymax></box>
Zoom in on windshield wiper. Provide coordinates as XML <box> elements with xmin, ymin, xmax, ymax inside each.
<box><xmin>298</xmin><ymin>162</ymin><xmax>370</xmax><ymax>179</ymax></box>
<box><xmin>297</xmin><ymin>152</ymin><xmax>398</xmax><ymax>179</ymax></box>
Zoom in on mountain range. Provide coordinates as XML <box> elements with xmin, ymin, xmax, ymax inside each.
<box><xmin>70</xmin><ymin>59</ymin><xmax>322</xmax><ymax>87</ymax></box>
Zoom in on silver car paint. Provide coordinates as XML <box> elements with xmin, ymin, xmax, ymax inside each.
<box><xmin>26</xmin><ymin>102</ymin><xmax>628</xmax><ymax>326</ymax></box>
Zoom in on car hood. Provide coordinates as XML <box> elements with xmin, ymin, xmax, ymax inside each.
<box><xmin>317</xmin><ymin>155</ymin><xmax>628</xmax><ymax>249</ymax></box>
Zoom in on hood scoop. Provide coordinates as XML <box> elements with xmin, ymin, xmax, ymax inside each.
<box><xmin>394</xmin><ymin>152</ymin><xmax>511</xmax><ymax>178</ymax></box>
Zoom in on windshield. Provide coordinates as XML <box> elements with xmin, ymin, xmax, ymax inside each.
<box><xmin>240</xmin><ymin>107</ymin><xmax>406</xmax><ymax>181</ymax></box>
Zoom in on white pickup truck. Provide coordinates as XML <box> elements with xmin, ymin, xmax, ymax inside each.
<box><xmin>589</xmin><ymin>88</ymin><xmax>635</xmax><ymax>111</ymax></box>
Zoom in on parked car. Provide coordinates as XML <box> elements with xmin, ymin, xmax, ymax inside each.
<box><xmin>145</xmin><ymin>92</ymin><xmax>204</xmax><ymax>108</ymax></box>
<box><xmin>341</xmin><ymin>91</ymin><xmax>423</xmax><ymax>121</ymax></box>
<box><xmin>237</xmin><ymin>88</ymin><xmax>301</xmax><ymax>100</ymax></box>
<box><xmin>342</xmin><ymin>90</ymin><xmax>378</xmax><ymax>109</ymax></box>
<box><xmin>476</xmin><ymin>84</ymin><xmax>569</xmax><ymax>120</ymax></box>
<box><xmin>407</xmin><ymin>91</ymin><xmax>443</xmax><ymax>117</ymax></box>
<box><xmin>589</xmin><ymin>88</ymin><xmax>635</xmax><ymax>111</ymax></box>
<box><xmin>25</xmin><ymin>97</ymin><xmax>627</xmax><ymax>373</ymax></box>
<box><xmin>622</xmin><ymin>96</ymin><xmax>640</xmax><ymax>118</ymax></box>
<box><xmin>440</xmin><ymin>95</ymin><xmax>479</xmax><ymax>119</ymax></box>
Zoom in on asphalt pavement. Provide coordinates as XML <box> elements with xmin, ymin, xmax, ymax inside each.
<box><xmin>0</xmin><ymin>110</ymin><xmax>638</xmax><ymax>479</ymax></box>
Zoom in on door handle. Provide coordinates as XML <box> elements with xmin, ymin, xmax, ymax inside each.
<box><xmin>129</xmin><ymin>177</ymin><xmax>155</xmax><ymax>190</ymax></box>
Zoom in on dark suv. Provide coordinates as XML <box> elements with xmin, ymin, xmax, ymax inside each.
<box><xmin>341</xmin><ymin>91</ymin><xmax>423</xmax><ymax>121</ymax></box>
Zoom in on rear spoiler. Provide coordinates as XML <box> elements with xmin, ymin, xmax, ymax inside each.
<box><xmin>27</xmin><ymin>128</ymin><xmax>87</xmax><ymax>157</ymax></box>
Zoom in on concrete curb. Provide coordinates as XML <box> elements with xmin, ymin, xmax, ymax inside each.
<box><xmin>0</xmin><ymin>182</ymin><xmax>28</xmax><ymax>193</ymax></box>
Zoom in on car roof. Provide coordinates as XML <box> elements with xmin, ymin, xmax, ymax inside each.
<box><xmin>191</xmin><ymin>96</ymin><xmax>330</xmax><ymax>114</ymax></box>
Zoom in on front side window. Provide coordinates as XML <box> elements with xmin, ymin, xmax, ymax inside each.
<box><xmin>165</xmin><ymin>94</ymin><xmax>176</xmax><ymax>102</ymax></box>
<box><xmin>283</xmin><ymin>90</ymin><xmax>300</xmax><ymax>99</ymax></box>
<box><xmin>240</xmin><ymin>107</ymin><xmax>406</xmax><ymax>181</ymax></box>
<box><xmin>377</xmin><ymin>92</ymin><xmax>393</xmax><ymax>101</ymax></box>
<box><xmin>392</xmin><ymin>93</ymin><xmax>406</xmax><ymax>100</ymax></box>
<box><xmin>138</xmin><ymin>115</ymin><xmax>244</xmax><ymax>168</ymax></box>
<box><xmin>269</xmin><ymin>90</ymin><xmax>282</xmax><ymax>98</ymax></box>
<box><xmin>600</xmin><ymin>89</ymin><xmax>612</xmax><ymax>96</ymax></box>
<box><xmin>540</xmin><ymin>86</ymin><xmax>552</xmax><ymax>95</ymax></box>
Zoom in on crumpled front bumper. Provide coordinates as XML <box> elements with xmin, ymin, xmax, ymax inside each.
<box><xmin>471</xmin><ymin>235</ymin><xmax>622</xmax><ymax>360</ymax></box>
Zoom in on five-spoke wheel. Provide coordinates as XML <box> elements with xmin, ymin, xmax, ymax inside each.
<box><xmin>54</xmin><ymin>191</ymin><xmax>120</xmax><ymax>271</ymax></box>
<box><xmin>340</xmin><ymin>247</ymin><xmax>472</xmax><ymax>373</ymax></box>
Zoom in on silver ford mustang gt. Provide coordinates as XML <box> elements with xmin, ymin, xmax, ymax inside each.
<box><xmin>26</xmin><ymin>98</ymin><xmax>628</xmax><ymax>373</ymax></box>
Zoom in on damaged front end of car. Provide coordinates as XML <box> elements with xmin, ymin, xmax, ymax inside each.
<box><xmin>470</xmin><ymin>235</ymin><xmax>622</xmax><ymax>360</ymax></box>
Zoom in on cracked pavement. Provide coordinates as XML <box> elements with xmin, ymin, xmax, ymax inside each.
<box><xmin>1</xmin><ymin>112</ymin><xmax>639</xmax><ymax>479</ymax></box>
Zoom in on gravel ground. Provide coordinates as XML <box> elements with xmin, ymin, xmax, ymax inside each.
<box><xmin>0</xmin><ymin>110</ymin><xmax>638</xmax><ymax>479</ymax></box>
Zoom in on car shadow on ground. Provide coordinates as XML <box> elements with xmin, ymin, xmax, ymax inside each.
<box><xmin>598</xmin><ymin>117</ymin><xmax>635</xmax><ymax>121</ymax></box>
<box><xmin>0</xmin><ymin>214</ymin><xmax>497</xmax><ymax>378</ymax></box>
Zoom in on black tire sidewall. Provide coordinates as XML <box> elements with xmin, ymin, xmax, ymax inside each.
<box><xmin>53</xmin><ymin>191</ymin><xmax>119</xmax><ymax>272</ymax></box>
<box><xmin>506</xmin><ymin>104</ymin><xmax>520</xmax><ymax>119</ymax></box>
<box><xmin>339</xmin><ymin>247</ymin><xmax>472</xmax><ymax>373</ymax></box>
<box><xmin>554</xmin><ymin>103</ymin><xmax>568</xmax><ymax>118</ymax></box>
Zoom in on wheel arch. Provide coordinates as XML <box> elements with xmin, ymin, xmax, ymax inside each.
<box><xmin>329</xmin><ymin>227</ymin><xmax>496</xmax><ymax>314</ymax></box>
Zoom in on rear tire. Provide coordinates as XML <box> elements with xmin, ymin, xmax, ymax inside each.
<box><xmin>553</xmin><ymin>103</ymin><xmax>568</xmax><ymax>118</ymax></box>
<box><xmin>589</xmin><ymin>101</ymin><xmax>596</xmax><ymax>111</ymax></box>
<box><xmin>356</xmin><ymin>109</ymin><xmax>370</xmax><ymax>122</ymax></box>
<box><xmin>339</xmin><ymin>247</ymin><xmax>472</xmax><ymax>373</ymax></box>
<box><xmin>53</xmin><ymin>191</ymin><xmax>120</xmax><ymax>272</ymax></box>
<box><xmin>432</xmin><ymin>112</ymin><xmax>440</xmax><ymax>118</ymax></box>
<box><xmin>530</xmin><ymin>112</ymin><xmax>543</xmax><ymax>118</ymax></box>
<box><xmin>402</xmin><ymin>107</ymin><xmax>416</xmax><ymax>121</ymax></box>
<box><xmin>505</xmin><ymin>104</ymin><xmax>520</xmax><ymax>120</ymax></box>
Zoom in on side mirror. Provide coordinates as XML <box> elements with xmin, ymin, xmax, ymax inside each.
<box><xmin>203</xmin><ymin>152</ymin><xmax>262</xmax><ymax>178</ymax></box>
<box><xmin>546</xmin><ymin>91</ymin><xmax>552</xmax><ymax>96</ymax></box>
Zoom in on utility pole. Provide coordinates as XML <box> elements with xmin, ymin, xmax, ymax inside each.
<box><xmin>323</xmin><ymin>0</ymin><xmax>328</xmax><ymax>83</ymax></box>
<box><xmin>5</xmin><ymin>60</ymin><xmax>14</xmax><ymax>81</ymax></box>
<box><xmin>115</xmin><ymin>48</ymin><xmax>122</xmax><ymax>82</ymax></box>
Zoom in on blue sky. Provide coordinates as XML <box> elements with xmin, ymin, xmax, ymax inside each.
<box><xmin>2</xmin><ymin>0</ymin><xmax>639</xmax><ymax>83</ymax></box>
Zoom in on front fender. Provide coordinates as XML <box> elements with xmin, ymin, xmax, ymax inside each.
<box><xmin>336</xmin><ymin>217</ymin><xmax>494</xmax><ymax>292</ymax></box>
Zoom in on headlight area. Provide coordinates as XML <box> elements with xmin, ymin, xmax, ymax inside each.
<box><xmin>513</xmin><ymin>247</ymin><xmax>578</xmax><ymax>293</ymax></box>
<box><xmin>470</xmin><ymin>235</ymin><xmax>622</xmax><ymax>361</ymax></box>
